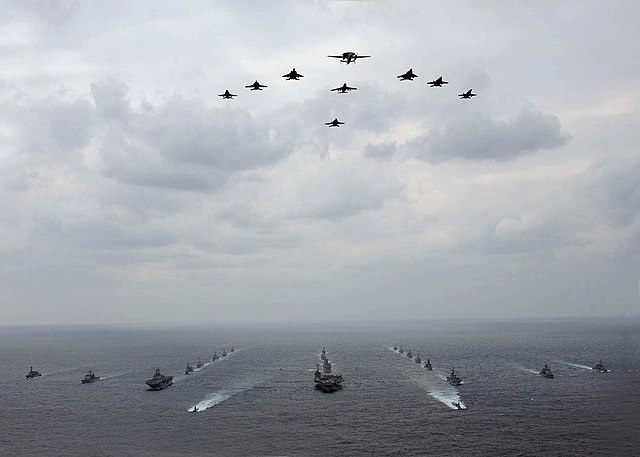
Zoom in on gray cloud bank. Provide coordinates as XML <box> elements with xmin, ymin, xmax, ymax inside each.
<box><xmin>0</xmin><ymin>0</ymin><xmax>639</xmax><ymax>324</ymax></box>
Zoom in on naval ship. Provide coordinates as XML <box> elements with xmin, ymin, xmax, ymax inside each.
<box><xmin>539</xmin><ymin>364</ymin><xmax>554</xmax><ymax>379</ymax></box>
<box><xmin>592</xmin><ymin>360</ymin><xmax>610</xmax><ymax>373</ymax></box>
<box><xmin>25</xmin><ymin>367</ymin><xmax>42</xmax><ymax>379</ymax></box>
<box><xmin>81</xmin><ymin>370</ymin><xmax>100</xmax><ymax>384</ymax></box>
<box><xmin>415</xmin><ymin>353</ymin><xmax>422</xmax><ymax>364</ymax></box>
<box><xmin>184</xmin><ymin>363</ymin><xmax>194</xmax><ymax>375</ymax></box>
<box><xmin>314</xmin><ymin>365</ymin><xmax>343</xmax><ymax>393</ymax></box>
<box><xmin>446</xmin><ymin>368</ymin><xmax>463</xmax><ymax>386</ymax></box>
<box><xmin>145</xmin><ymin>368</ymin><xmax>174</xmax><ymax>390</ymax></box>
<box><xmin>424</xmin><ymin>358</ymin><xmax>433</xmax><ymax>370</ymax></box>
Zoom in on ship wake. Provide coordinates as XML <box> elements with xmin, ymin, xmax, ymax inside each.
<box><xmin>558</xmin><ymin>361</ymin><xmax>592</xmax><ymax>370</ymax></box>
<box><xmin>188</xmin><ymin>386</ymin><xmax>250</xmax><ymax>413</ymax></box>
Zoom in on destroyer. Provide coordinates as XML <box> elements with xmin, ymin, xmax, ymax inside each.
<box><xmin>393</xmin><ymin>345</ymin><xmax>398</xmax><ymax>351</ymax></box>
<box><xmin>320</xmin><ymin>347</ymin><xmax>327</xmax><ymax>361</ymax></box>
<box><xmin>446</xmin><ymin>368</ymin><xmax>463</xmax><ymax>386</ymax></box>
<box><xmin>415</xmin><ymin>353</ymin><xmax>422</xmax><ymax>364</ymax></box>
<box><xmin>25</xmin><ymin>367</ymin><xmax>42</xmax><ymax>379</ymax></box>
<box><xmin>145</xmin><ymin>368</ymin><xmax>174</xmax><ymax>390</ymax></box>
<box><xmin>592</xmin><ymin>360</ymin><xmax>609</xmax><ymax>373</ymax></box>
<box><xmin>184</xmin><ymin>363</ymin><xmax>194</xmax><ymax>375</ymax></box>
<box><xmin>212</xmin><ymin>352</ymin><xmax>219</xmax><ymax>361</ymax></box>
<box><xmin>323</xmin><ymin>358</ymin><xmax>332</xmax><ymax>373</ymax></box>
<box><xmin>406</xmin><ymin>349</ymin><xmax>413</xmax><ymax>359</ymax></box>
<box><xmin>81</xmin><ymin>370</ymin><xmax>100</xmax><ymax>384</ymax></box>
<box><xmin>222</xmin><ymin>348</ymin><xmax>227</xmax><ymax>357</ymax></box>
<box><xmin>230</xmin><ymin>346</ymin><xmax>235</xmax><ymax>353</ymax></box>
<box><xmin>399</xmin><ymin>345</ymin><xmax>404</xmax><ymax>354</ymax></box>
<box><xmin>196</xmin><ymin>358</ymin><xmax>204</xmax><ymax>369</ymax></box>
<box><xmin>424</xmin><ymin>358</ymin><xmax>433</xmax><ymax>370</ymax></box>
<box><xmin>539</xmin><ymin>364</ymin><xmax>554</xmax><ymax>379</ymax></box>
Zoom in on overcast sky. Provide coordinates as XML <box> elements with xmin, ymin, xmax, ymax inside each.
<box><xmin>1</xmin><ymin>0</ymin><xmax>639</xmax><ymax>325</ymax></box>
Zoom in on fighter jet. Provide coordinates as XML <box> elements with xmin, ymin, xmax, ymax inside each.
<box><xmin>458</xmin><ymin>89</ymin><xmax>477</xmax><ymax>99</ymax></box>
<box><xmin>427</xmin><ymin>76</ymin><xmax>448</xmax><ymax>87</ymax></box>
<box><xmin>325</xmin><ymin>118</ymin><xmax>345</xmax><ymax>127</ymax></box>
<box><xmin>328</xmin><ymin>51</ymin><xmax>370</xmax><ymax>65</ymax></box>
<box><xmin>218</xmin><ymin>90</ymin><xmax>237</xmax><ymax>99</ymax></box>
<box><xmin>397</xmin><ymin>69</ymin><xmax>418</xmax><ymax>81</ymax></box>
<box><xmin>282</xmin><ymin>68</ymin><xmax>304</xmax><ymax>80</ymax></box>
<box><xmin>330</xmin><ymin>83</ymin><xmax>357</xmax><ymax>94</ymax></box>
<box><xmin>245</xmin><ymin>81</ymin><xmax>268</xmax><ymax>91</ymax></box>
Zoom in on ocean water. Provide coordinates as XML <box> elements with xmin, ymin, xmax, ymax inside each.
<box><xmin>0</xmin><ymin>319</ymin><xmax>638</xmax><ymax>456</ymax></box>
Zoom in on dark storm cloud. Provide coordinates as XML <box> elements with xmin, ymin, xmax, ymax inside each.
<box><xmin>409</xmin><ymin>108</ymin><xmax>569</xmax><ymax>162</ymax></box>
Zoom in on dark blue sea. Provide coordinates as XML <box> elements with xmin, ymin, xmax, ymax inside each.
<box><xmin>1</xmin><ymin>319</ymin><xmax>638</xmax><ymax>456</ymax></box>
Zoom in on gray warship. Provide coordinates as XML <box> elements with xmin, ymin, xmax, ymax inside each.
<box><xmin>230</xmin><ymin>346</ymin><xmax>235</xmax><ymax>353</ymax></box>
<box><xmin>323</xmin><ymin>358</ymin><xmax>332</xmax><ymax>373</ymax></box>
<box><xmin>592</xmin><ymin>360</ymin><xmax>609</xmax><ymax>373</ymax></box>
<box><xmin>415</xmin><ymin>353</ymin><xmax>422</xmax><ymax>364</ymax></box>
<box><xmin>393</xmin><ymin>345</ymin><xmax>398</xmax><ymax>351</ymax></box>
<box><xmin>314</xmin><ymin>365</ymin><xmax>343</xmax><ymax>393</ymax></box>
<box><xmin>406</xmin><ymin>349</ymin><xmax>413</xmax><ymax>359</ymax></box>
<box><xmin>81</xmin><ymin>370</ymin><xmax>100</xmax><ymax>384</ymax></box>
<box><xmin>25</xmin><ymin>367</ymin><xmax>42</xmax><ymax>379</ymax></box>
<box><xmin>222</xmin><ymin>348</ymin><xmax>227</xmax><ymax>357</ymax></box>
<box><xmin>320</xmin><ymin>347</ymin><xmax>327</xmax><ymax>361</ymax></box>
<box><xmin>196</xmin><ymin>358</ymin><xmax>204</xmax><ymax>369</ymax></box>
<box><xmin>184</xmin><ymin>363</ymin><xmax>194</xmax><ymax>375</ymax></box>
<box><xmin>399</xmin><ymin>345</ymin><xmax>404</xmax><ymax>354</ymax></box>
<box><xmin>212</xmin><ymin>352</ymin><xmax>219</xmax><ymax>361</ymax></box>
<box><xmin>424</xmin><ymin>358</ymin><xmax>433</xmax><ymax>370</ymax></box>
<box><xmin>145</xmin><ymin>368</ymin><xmax>174</xmax><ymax>390</ymax></box>
<box><xmin>539</xmin><ymin>364</ymin><xmax>554</xmax><ymax>379</ymax></box>
<box><xmin>446</xmin><ymin>368</ymin><xmax>463</xmax><ymax>386</ymax></box>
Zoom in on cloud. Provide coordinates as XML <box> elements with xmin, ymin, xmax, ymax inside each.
<box><xmin>363</xmin><ymin>141</ymin><xmax>397</xmax><ymax>159</ymax></box>
<box><xmin>408</xmin><ymin>107</ymin><xmax>569</xmax><ymax>162</ymax></box>
<box><xmin>91</xmin><ymin>78</ymin><xmax>130</xmax><ymax>120</ymax></box>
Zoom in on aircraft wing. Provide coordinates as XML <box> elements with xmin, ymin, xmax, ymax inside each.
<box><xmin>328</xmin><ymin>55</ymin><xmax>344</xmax><ymax>58</ymax></box>
<box><xmin>357</xmin><ymin>55</ymin><xmax>371</xmax><ymax>59</ymax></box>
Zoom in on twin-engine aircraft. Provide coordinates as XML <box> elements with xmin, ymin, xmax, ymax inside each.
<box><xmin>427</xmin><ymin>76</ymin><xmax>449</xmax><ymax>87</ymax></box>
<box><xmin>458</xmin><ymin>89</ymin><xmax>476</xmax><ymax>99</ymax></box>
<box><xmin>218</xmin><ymin>90</ymin><xmax>237</xmax><ymax>99</ymax></box>
<box><xmin>331</xmin><ymin>83</ymin><xmax>357</xmax><ymax>94</ymax></box>
<box><xmin>245</xmin><ymin>81</ymin><xmax>268</xmax><ymax>91</ymax></box>
<box><xmin>325</xmin><ymin>118</ymin><xmax>345</xmax><ymax>127</ymax></box>
<box><xmin>328</xmin><ymin>51</ymin><xmax>370</xmax><ymax>65</ymax></box>
<box><xmin>397</xmin><ymin>69</ymin><xmax>418</xmax><ymax>81</ymax></box>
<box><xmin>282</xmin><ymin>68</ymin><xmax>304</xmax><ymax>80</ymax></box>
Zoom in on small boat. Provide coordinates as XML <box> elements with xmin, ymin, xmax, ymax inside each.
<box><xmin>446</xmin><ymin>368</ymin><xmax>463</xmax><ymax>386</ymax></box>
<box><xmin>25</xmin><ymin>367</ymin><xmax>42</xmax><ymax>379</ymax></box>
<box><xmin>592</xmin><ymin>360</ymin><xmax>609</xmax><ymax>373</ymax></box>
<box><xmin>424</xmin><ymin>358</ymin><xmax>433</xmax><ymax>370</ymax></box>
<box><xmin>539</xmin><ymin>364</ymin><xmax>554</xmax><ymax>379</ymax></box>
<box><xmin>452</xmin><ymin>402</ymin><xmax>463</xmax><ymax>410</ymax></box>
<box><xmin>81</xmin><ymin>370</ymin><xmax>100</xmax><ymax>384</ymax></box>
<box><xmin>415</xmin><ymin>353</ymin><xmax>422</xmax><ymax>364</ymax></box>
<box><xmin>406</xmin><ymin>349</ymin><xmax>413</xmax><ymax>359</ymax></box>
<box><xmin>196</xmin><ymin>358</ymin><xmax>204</xmax><ymax>369</ymax></box>
<box><xmin>212</xmin><ymin>352</ymin><xmax>219</xmax><ymax>361</ymax></box>
<box><xmin>184</xmin><ymin>363</ymin><xmax>194</xmax><ymax>375</ymax></box>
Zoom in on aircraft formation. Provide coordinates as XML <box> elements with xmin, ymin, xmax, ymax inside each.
<box><xmin>217</xmin><ymin>51</ymin><xmax>477</xmax><ymax>128</ymax></box>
